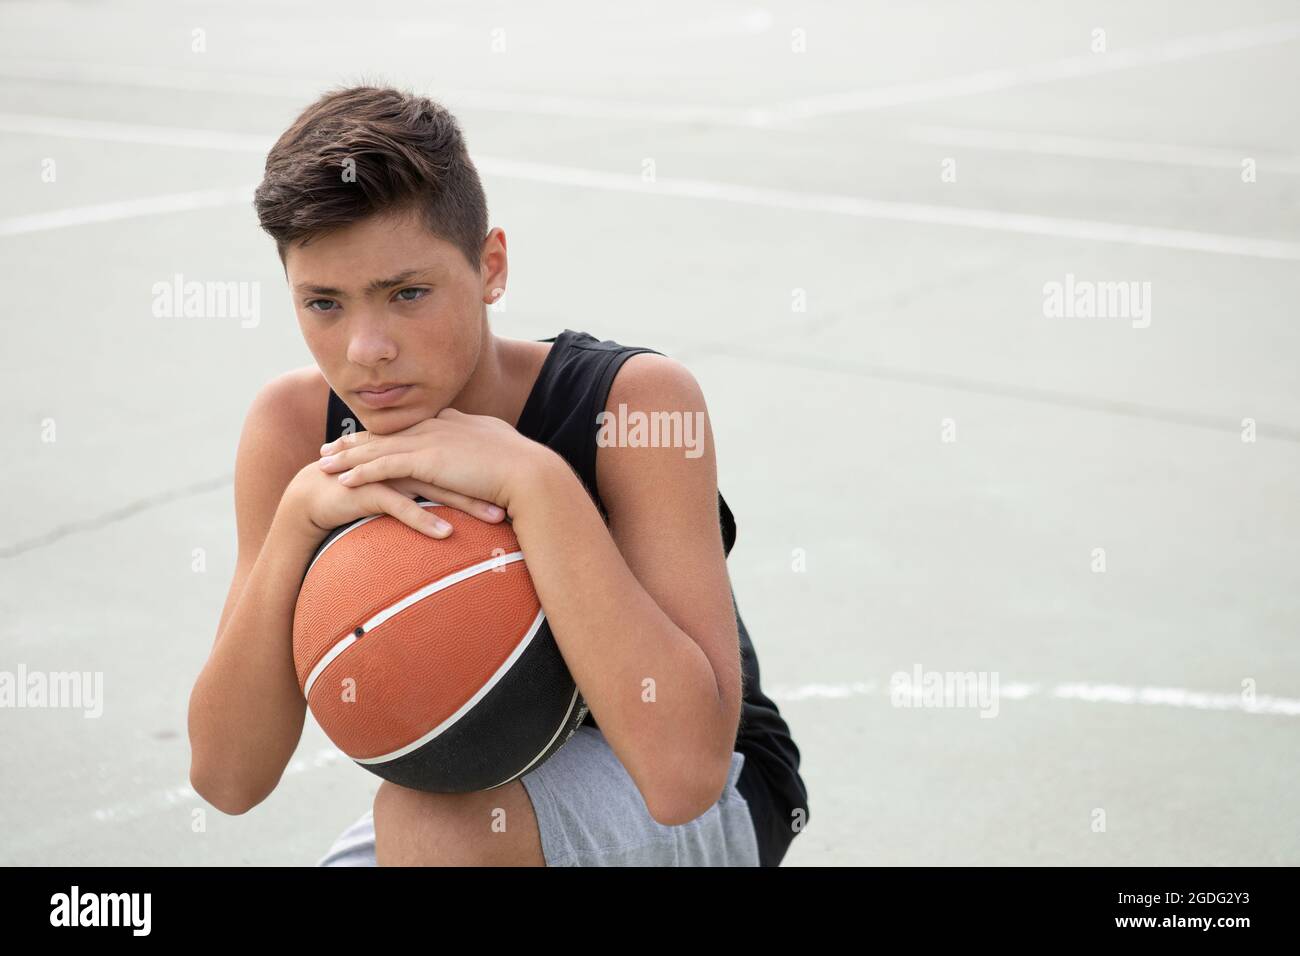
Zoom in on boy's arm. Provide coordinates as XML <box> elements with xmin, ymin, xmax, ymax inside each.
<box><xmin>187</xmin><ymin>370</ymin><xmax>324</xmax><ymax>814</ymax></box>
<box><xmin>190</xmin><ymin>370</ymin><xmax>504</xmax><ymax>814</ymax></box>
<box><xmin>509</xmin><ymin>354</ymin><xmax>742</xmax><ymax>827</ymax></box>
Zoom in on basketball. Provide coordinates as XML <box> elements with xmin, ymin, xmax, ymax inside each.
<box><xmin>291</xmin><ymin>500</ymin><xmax>588</xmax><ymax>792</ymax></box>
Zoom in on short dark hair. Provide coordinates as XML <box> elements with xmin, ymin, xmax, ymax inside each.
<box><xmin>253</xmin><ymin>84</ymin><xmax>488</xmax><ymax>271</ymax></box>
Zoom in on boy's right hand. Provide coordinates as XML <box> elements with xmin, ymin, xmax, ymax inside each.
<box><xmin>280</xmin><ymin>461</ymin><xmax>507</xmax><ymax>543</ymax></box>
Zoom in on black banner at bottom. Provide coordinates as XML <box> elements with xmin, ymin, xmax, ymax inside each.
<box><xmin>0</xmin><ymin>866</ymin><xmax>1286</xmax><ymax>940</ymax></box>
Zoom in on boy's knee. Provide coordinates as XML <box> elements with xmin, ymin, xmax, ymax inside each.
<box><xmin>372</xmin><ymin>780</ymin><xmax>544</xmax><ymax>867</ymax></box>
<box><xmin>373</xmin><ymin>781</ymin><xmax>456</xmax><ymax>866</ymax></box>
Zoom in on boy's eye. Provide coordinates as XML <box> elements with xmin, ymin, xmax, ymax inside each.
<box><xmin>306</xmin><ymin>299</ymin><xmax>338</xmax><ymax>313</ymax></box>
<box><xmin>395</xmin><ymin>287</ymin><xmax>429</xmax><ymax>302</ymax></box>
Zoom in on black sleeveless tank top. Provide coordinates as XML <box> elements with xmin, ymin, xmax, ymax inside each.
<box><xmin>324</xmin><ymin>328</ymin><xmax>809</xmax><ymax>866</ymax></box>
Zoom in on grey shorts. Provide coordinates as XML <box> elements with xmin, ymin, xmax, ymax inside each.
<box><xmin>316</xmin><ymin>726</ymin><xmax>761</xmax><ymax>867</ymax></box>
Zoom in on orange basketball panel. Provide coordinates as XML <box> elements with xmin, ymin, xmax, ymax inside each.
<box><xmin>306</xmin><ymin>560</ymin><xmax>542</xmax><ymax>759</ymax></box>
<box><xmin>292</xmin><ymin>508</ymin><xmax>523</xmax><ymax>686</ymax></box>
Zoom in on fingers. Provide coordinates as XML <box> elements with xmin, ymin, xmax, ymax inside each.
<box><xmin>336</xmin><ymin>451</ymin><xmax>418</xmax><ymax>487</ymax></box>
<box><xmin>365</xmin><ymin>482</ymin><xmax>452</xmax><ymax>538</ymax></box>
<box><xmin>388</xmin><ymin>478</ymin><xmax>505</xmax><ymax>523</ymax></box>
<box><xmin>318</xmin><ymin>434</ymin><xmax>413</xmax><ymax>475</ymax></box>
<box><xmin>320</xmin><ymin>416</ymin><xmax>437</xmax><ymax>458</ymax></box>
<box><xmin>319</xmin><ymin>429</ymin><xmax>371</xmax><ymax>457</ymax></box>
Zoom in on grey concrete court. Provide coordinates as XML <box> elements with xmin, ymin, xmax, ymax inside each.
<box><xmin>1</xmin><ymin>0</ymin><xmax>1297</xmax><ymax>865</ymax></box>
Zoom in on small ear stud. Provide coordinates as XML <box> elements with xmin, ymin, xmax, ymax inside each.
<box><xmin>489</xmin><ymin>288</ymin><xmax>504</xmax><ymax>301</ymax></box>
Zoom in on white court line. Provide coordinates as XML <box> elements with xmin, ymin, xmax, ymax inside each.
<box><xmin>0</xmin><ymin>186</ymin><xmax>253</xmax><ymax>236</ymax></box>
<box><xmin>3</xmin><ymin>120</ymin><xmax>1297</xmax><ymax>260</ymax></box>
<box><xmin>3</xmin><ymin>20</ymin><xmax>1298</xmax><ymax>130</ymax></box>
<box><xmin>0</xmin><ymin>57</ymin><xmax>387</xmax><ymax>100</ymax></box>
<box><xmin>0</xmin><ymin>111</ymin><xmax>272</xmax><ymax>152</ymax></box>
<box><xmin>473</xmin><ymin>157</ymin><xmax>1300</xmax><ymax>260</ymax></box>
<box><xmin>773</xmin><ymin>19</ymin><xmax>1300</xmax><ymax>119</ymax></box>
<box><xmin>89</xmin><ymin>746</ymin><xmax>347</xmax><ymax>824</ymax></box>
<box><xmin>772</xmin><ymin>680</ymin><xmax>1300</xmax><ymax>716</ymax></box>
<box><xmin>906</xmin><ymin>125</ymin><xmax>1300</xmax><ymax>175</ymax></box>
<box><xmin>684</xmin><ymin>7</ymin><xmax>774</xmax><ymax>39</ymax></box>
<box><xmin>0</xmin><ymin>58</ymin><xmax>768</xmax><ymax>127</ymax></box>
<box><xmin>83</xmin><ymin>677</ymin><xmax>1299</xmax><ymax>826</ymax></box>
<box><xmin>9</xmin><ymin>111</ymin><xmax>1297</xmax><ymax>182</ymax></box>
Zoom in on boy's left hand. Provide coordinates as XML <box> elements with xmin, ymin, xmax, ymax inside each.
<box><xmin>316</xmin><ymin>407</ymin><xmax>553</xmax><ymax>516</ymax></box>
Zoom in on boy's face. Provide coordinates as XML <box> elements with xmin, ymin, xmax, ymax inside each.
<box><xmin>284</xmin><ymin>206</ymin><xmax>494</xmax><ymax>435</ymax></box>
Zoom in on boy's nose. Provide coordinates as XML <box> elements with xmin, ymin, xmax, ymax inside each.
<box><xmin>346</xmin><ymin>325</ymin><xmax>398</xmax><ymax>366</ymax></box>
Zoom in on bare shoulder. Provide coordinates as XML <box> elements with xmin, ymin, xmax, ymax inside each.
<box><xmin>233</xmin><ymin>365</ymin><xmax>331</xmax><ymax>533</ymax></box>
<box><xmin>596</xmin><ymin>351</ymin><xmax>716</xmax><ymax>520</ymax></box>
<box><xmin>242</xmin><ymin>365</ymin><xmax>332</xmax><ymax>467</ymax></box>
<box><xmin>214</xmin><ymin>365</ymin><xmax>331</xmax><ymax>638</ymax></box>
<box><xmin>605</xmin><ymin>352</ymin><xmax>706</xmax><ymax>410</ymax></box>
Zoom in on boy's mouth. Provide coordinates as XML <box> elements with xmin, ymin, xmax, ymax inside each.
<box><xmin>354</xmin><ymin>383</ymin><xmax>414</xmax><ymax>408</ymax></box>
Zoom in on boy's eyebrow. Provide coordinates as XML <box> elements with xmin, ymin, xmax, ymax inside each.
<box><xmin>294</xmin><ymin>267</ymin><xmax>437</xmax><ymax>297</ymax></box>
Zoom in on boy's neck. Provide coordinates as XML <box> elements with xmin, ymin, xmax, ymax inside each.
<box><xmin>447</xmin><ymin>331</ymin><xmax>552</xmax><ymax>429</ymax></box>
